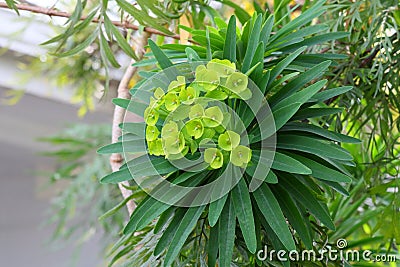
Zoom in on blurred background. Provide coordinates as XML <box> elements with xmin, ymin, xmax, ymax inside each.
<box><xmin>0</xmin><ymin>4</ymin><xmax>117</xmax><ymax>266</ymax></box>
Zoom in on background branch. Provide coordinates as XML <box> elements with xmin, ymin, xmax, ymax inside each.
<box><xmin>110</xmin><ymin>32</ymin><xmax>151</xmax><ymax>215</ymax></box>
<box><xmin>0</xmin><ymin>2</ymin><xmax>180</xmax><ymax>39</ymax></box>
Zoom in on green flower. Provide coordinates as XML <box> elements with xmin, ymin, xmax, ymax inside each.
<box><xmin>164</xmin><ymin>92</ymin><xmax>180</xmax><ymax>111</ymax></box>
<box><xmin>189</xmin><ymin>104</ymin><xmax>205</xmax><ymax>119</ymax></box>
<box><xmin>185</xmin><ymin>119</ymin><xmax>204</xmax><ymax>139</ymax></box>
<box><xmin>204</xmin><ymin>148</ymin><xmax>224</xmax><ymax>169</ymax></box>
<box><xmin>154</xmin><ymin>87</ymin><xmax>165</xmax><ymax>99</ymax></box>
<box><xmin>207</xmin><ymin>59</ymin><xmax>236</xmax><ymax>77</ymax></box>
<box><xmin>161</xmin><ymin>121</ymin><xmax>179</xmax><ymax>138</ymax></box>
<box><xmin>230</xmin><ymin>145</ymin><xmax>252</xmax><ymax>167</ymax></box>
<box><xmin>229</xmin><ymin>88</ymin><xmax>252</xmax><ymax>100</ymax></box>
<box><xmin>170</xmin><ymin>105</ymin><xmax>190</xmax><ymax>121</ymax></box>
<box><xmin>218</xmin><ymin>130</ymin><xmax>240</xmax><ymax>151</ymax></box>
<box><xmin>142</xmin><ymin>59</ymin><xmax>252</xmax><ymax>169</ymax></box>
<box><xmin>163</xmin><ymin>132</ymin><xmax>186</xmax><ymax>155</ymax></box>
<box><xmin>144</xmin><ymin>107</ymin><xmax>159</xmax><ymax>126</ymax></box>
<box><xmin>201</xmin><ymin>128</ymin><xmax>216</xmax><ymax>140</ymax></box>
<box><xmin>225</xmin><ymin>72</ymin><xmax>248</xmax><ymax>94</ymax></box>
<box><xmin>167</xmin><ymin>146</ymin><xmax>189</xmax><ymax>160</ymax></box>
<box><xmin>168</xmin><ymin>76</ymin><xmax>186</xmax><ymax>92</ymax></box>
<box><xmin>195</xmin><ymin>65</ymin><xmax>219</xmax><ymax>91</ymax></box>
<box><xmin>148</xmin><ymin>138</ymin><xmax>164</xmax><ymax>156</ymax></box>
<box><xmin>187</xmin><ymin>138</ymin><xmax>198</xmax><ymax>154</ymax></box>
<box><xmin>205</xmin><ymin>89</ymin><xmax>228</xmax><ymax>100</ymax></box>
<box><xmin>146</xmin><ymin>125</ymin><xmax>160</xmax><ymax>141</ymax></box>
<box><xmin>179</xmin><ymin>86</ymin><xmax>198</xmax><ymax>104</ymax></box>
<box><xmin>203</xmin><ymin>106</ymin><xmax>224</xmax><ymax>127</ymax></box>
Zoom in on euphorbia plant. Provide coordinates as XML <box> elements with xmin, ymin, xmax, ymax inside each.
<box><xmin>98</xmin><ymin>1</ymin><xmax>360</xmax><ymax>266</ymax></box>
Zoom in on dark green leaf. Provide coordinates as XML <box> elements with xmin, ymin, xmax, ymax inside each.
<box><xmin>291</xmin><ymin>107</ymin><xmax>343</xmax><ymax>121</ymax></box>
<box><xmin>269</xmin><ymin>61</ymin><xmax>331</xmax><ymax>105</ymax></box>
<box><xmin>148</xmin><ymin>39</ymin><xmax>174</xmax><ymax>69</ymax></box>
<box><xmin>164</xmin><ymin>205</ymin><xmax>206</xmax><ymax>267</ymax></box>
<box><xmin>154</xmin><ymin>208</ymin><xmax>186</xmax><ymax>255</ymax></box>
<box><xmin>277</xmin><ymin>135</ymin><xmax>353</xmax><ymax>161</ymax></box>
<box><xmin>208</xmin><ymin>194</ymin><xmax>228</xmax><ymax>227</ymax></box>
<box><xmin>267</xmin><ymin>46</ymin><xmax>306</xmax><ymax>87</ymax></box>
<box><xmin>288</xmin><ymin>153</ymin><xmax>353</xmax><ymax>183</ymax></box>
<box><xmin>208</xmin><ymin>222</ymin><xmax>219</xmax><ymax>267</ymax></box>
<box><xmin>154</xmin><ymin>207</ymin><xmax>175</xmax><ymax>234</ymax></box>
<box><xmin>312</xmin><ymin>86</ymin><xmax>353</xmax><ymax>102</ymax></box>
<box><xmin>278</xmin><ymin>175</ymin><xmax>335</xmax><ymax>230</ymax></box>
<box><xmin>232</xmin><ymin>179</ymin><xmax>257</xmax><ymax>253</ymax></box>
<box><xmin>100</xmin><ymin>167</ymin><xmax>132</xmax><ymax>184</ymax></box>
<box><xmin>218</xmin><ymin>195</ymin><xmax>236</xmax><ymax>267</ymax></box>
<box><xmin>281</xmin><ymin>122</ymin><xmax>361</xmax><ymax>143</ymax></box>
<box><xmin>242</xmin><ymin>14</ymin><xmax>262</xmax><ymax>73</ymax></box>
<box><xmin>272</xmin><ymin>186</ymin><xmax>313</xmax><ymax>249</ymax></box>
<box><xmin>253</xmin><ymin>183</ymin><xmax>296</xmax><ymax>251</ymax></box>
<box><xmin>271</xmin><ymin>152</ymin><xmax>312</xmax><ymax>174</ymax></box>
<box><xmin>223</xmin><ymin>16</ymin><xmax>237</xmax><ymax>62</ymax></box>
<box><xmin>123</xmin><ymin>171</ymin><xmax>206</xmax><ymax>233</ymax></box>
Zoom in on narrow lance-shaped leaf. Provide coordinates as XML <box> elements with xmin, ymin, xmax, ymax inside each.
<box><xmin>208</xmin><ymin>222</ymin><xmax>219</xmax><ymax>267</ymax></box>
<box><xmin>269</xmin><ymin>60</ymin><xmax>331</xmax><ymax>106</ymax></box>
<box><xmin>104</xmin><ymin>15</ymin><xmax>138</xmax><ymax>60</ymax></box>
<box><xmin>253</xmin><ymin>183</ymin><xmax>296</xmax><ymax>251</ymax></box>
<box><xmin>223</xmin><ymin>16</ymin><xmax>237</xmax><ymax>62</ymax></box>
<box><xmin>260</xmin><ymin>14</ymin><xmax>274</xmax><ymax>47</ymax></box>
<box><xmin>278</xmin><ymin>174</ymin><xmax>335</xmax><ymax>230</ymax></box>
<box><xmin>148</xmin><ymin>39</ymin><xmax>173</xmax><ymax>69</ymax></box>
<box><xmin>116</xmin><ymin>0</ymin><xmax>173</xmax><ymax>35</ymax></box>
<box><xmin>56</xmin><ymin>29</ymin><xmax>98</xmax><ymax>57</ymax></box>
<box><xmin>99</xmin><ymin>30</ymin><xmax>121</xmax><ymax>68</ymax></box>
<box><xmin>272</xmin><ymin>186</ymin><xmax>313</xmax><ymax>249</ymax></box>
<box><xmin>291</xmin><ymin>107</ymin><xmax>343</xmax><ymax>121</ymax></box>
<box><xmin>208</xmin><ymin>194</ymin><xmax>228</xmax><ymax>227</ymax></box>
<box><xmin>218</xmin><ymin>195</ymin><xmax>236</xmax><ymax>267</ymax></box>
<box><xmin>286</xmin><ymin>153</ymin><xmax>353</xmax><ymax>183</ymax></box>
<box><xmin>277</xmin><ymin>134</ymin><xmax>353</xmax><ymax>161</ymax></box>
<box><xmin>280</xmin><ymin>122</ymin><xmax>361</xmax><ymax>143</ymax></box>
<box><xmin>154</xmin><ymin>208</ymin><xmax>186</xmax><ymax>256</ymax></box>
<box><xmin>267</xmin><ymin>46</ymin><xmax>306</xmax><ymax>87</ymax></box>
<box><xmin>164</xmin><ymin>205</ymin><xmax>206</xmax><ymax>267</ymax></box>
<box><xmin>271</xmin><ymin>151</ymin><xmax>312</xmax><ymax>174</ymax></box>
<box><xmin>100</xmin><ymin>167</ymin><xmax>132</xmax><ymax>184</ymax></box>
<box><xmin>232</xmin><ymin>178</ymin><xmax>257</xmax><ymax>253</ymax></box>
<box><xmin>5</xmin><ymin>0</ymin><xmax>19</xmax><ymax>14</ymax></box>
<box><xmin>242</xmin><ymin>14</ymin><xmax>262</xmax><ymax>73</ymax></box>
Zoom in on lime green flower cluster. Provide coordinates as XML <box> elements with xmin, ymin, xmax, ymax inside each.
<box><xmin>143</xmin><ymin>59</ymin><xmax>252</xmax><ymax>169</ymax></box>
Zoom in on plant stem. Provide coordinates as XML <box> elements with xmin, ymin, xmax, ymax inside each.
<box><xmin>0</xmin><ymin>2</ymin><xmax>180</xmax><ymax>39</ymax></box>
<box><xmin>110</xmin><ymin>31</ymin><xmax>151</xmax><ymax>215</ymax></box>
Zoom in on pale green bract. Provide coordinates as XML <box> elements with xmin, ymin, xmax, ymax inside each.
<box><xmin>144</xmin><ymin>59</ymin><xmax>252</xmax><ymax>169</ymax></box>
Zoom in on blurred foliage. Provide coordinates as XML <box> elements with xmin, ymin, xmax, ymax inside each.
<box><xmin>318</xmin><ymin>0</ymin><xmax>400</xmax><ymax>261</ymax></box>
<box><xmin>40</xmin><ymin>124</ymin><xmax>126</xmax><ymax>249</ymax></box>
<box><xmin>21</xmin><ymin>37</ymin><xmax>106</xmax><ymax>116</ymax></box>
